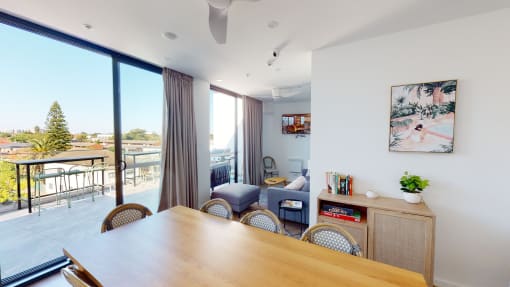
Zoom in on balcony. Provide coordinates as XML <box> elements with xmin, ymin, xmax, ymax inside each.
<box><xmin>0</xmin><ymin>153</ymin><xmax>160</xmax><ymax>281</ymax></box>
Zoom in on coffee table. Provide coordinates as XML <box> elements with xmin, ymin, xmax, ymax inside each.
<box><xmin>264</xmin><ymin>176</ymin><xmax>287</xmax><ymax>186</ymax></box>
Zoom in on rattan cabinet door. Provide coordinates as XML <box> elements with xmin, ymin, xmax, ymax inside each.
<box><xmin>368</xmin><ymin>208</ymin><xmax>434</xmax><ymax>286</ymax></box>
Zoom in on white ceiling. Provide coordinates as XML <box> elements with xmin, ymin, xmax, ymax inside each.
<box><xmin>1</xmin><ymin>0</ymin><xmax>508</xmax><ymax>100</ymax></box>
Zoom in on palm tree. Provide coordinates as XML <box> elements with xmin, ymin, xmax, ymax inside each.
<box><xmin>404</xmin><ymin>80</ymin><xmax>456</xmax><ymax>103</ymax></box>
<box><xmin>30</xmin><ymin>136</ymin><xmax>56</xmax><ymax>159</ymax></box>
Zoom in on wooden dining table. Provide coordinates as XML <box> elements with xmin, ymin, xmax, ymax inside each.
<box><xmin>63</xmin><ymin>206</ymin><xmax>427</xmax><ymax>287</ymax></box>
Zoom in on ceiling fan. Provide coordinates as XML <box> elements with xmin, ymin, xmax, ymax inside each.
<box><xmin>206</xmin><ymin>0</ymin><xmax>260</xmax><ymax>44</ymax></box>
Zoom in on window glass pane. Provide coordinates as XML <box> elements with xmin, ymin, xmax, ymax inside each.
<box><xmin>119</xmin><ymin>63</ymin><xmax>162</xmax><ymax>212</ymax></box>
<box><xmin>0</xmin><ymin>23</ymin><xmax>113</xmax><ymax>279</ymax></box>
<box><xmin>210</xmin><ymin>90</ymin><xmax>242</xmax><ymax>185</ymax></box>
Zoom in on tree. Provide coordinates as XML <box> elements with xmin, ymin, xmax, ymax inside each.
<box><xmin>75</xmin><ymin>132</ymin><xmax>89</xmax><ymax>142</ymax></box>
<box><xmin>30</xmin><ymin>136</ymin><xmax>56</xmax><ymax>159</ymax></box>
<box><xmin>123</xmin><ymin>128</ymin><xmax>148</xmax><ymax>140</ymax></box>
<box><xmin>45</xmin><ymin>101</ymin><xmax>72</xmax><ymax>151</ymax></box>
<box><xmin>0</xmin><ymin>161</ymin><xmax>27</xmax><ymax>203</ymax></box>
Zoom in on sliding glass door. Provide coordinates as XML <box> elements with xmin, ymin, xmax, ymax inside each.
<box><xmin>0</xmin><ymin>22</ymin><xmax>114</xmax><ymax>281</ymax></box>
<box><xmin>210</xmin><ymin>88</ymin><xmax>243</xmax><ymax>185</ymax></box>
<box><xmin>0</xmin><ymin>16</ymin><xmax>163</xmax><ymax>285</ymax></box>
<box><xmin>117</xmin><ymin>63</ymin><xmax>163</xmax><ymax>212</ymax></box>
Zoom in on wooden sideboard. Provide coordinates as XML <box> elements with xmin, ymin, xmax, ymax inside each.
<box><xmin>317</xmin><ymin>191</ymin><xmax>435</xmax><ymax>287</ymax></box>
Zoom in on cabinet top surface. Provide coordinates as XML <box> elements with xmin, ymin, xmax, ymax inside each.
<box><xmin>318</xmin><ymin>191</ymin><xmax>435</xmax><ymax>217</ymax></box>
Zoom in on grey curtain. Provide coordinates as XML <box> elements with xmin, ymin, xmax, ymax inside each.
<box><xmin>243</xmin><ymin>96</ymin><xmax>263</xmax><ymax>185</ymax></box>
<box><xmin>158</xmin><ymin>68</ymin><xmax>198</xmax><ymax>211</ymax></box>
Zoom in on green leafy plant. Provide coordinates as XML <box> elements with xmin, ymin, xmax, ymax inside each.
<box><xmin>400</xmin><ymin>171</ymin><xmax>429</xmax><ymax>193</ymax></box>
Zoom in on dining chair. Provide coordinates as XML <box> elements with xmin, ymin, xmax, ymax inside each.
<box><xmin>61</xmin><ymin>264</ymin><xmax>97</xmax><ymax>287</ymax></box>
<box><xmin>200</xmin><ymin>198</ymin><xmax>233</xmax><ymax>219</ymax></box>
<box><xmin>101</xmin><ymin>203</ymin><xmax>153</xmax><ymax>233</ymax></box>
<box><xmin>300</xmin><ymin>223</ymin><xmax>362</xmax><ymax>256</ymax></box>
<box><xmin>34</xmin><ymin>167</ymin><xmax>67</xmax><ymax>216</ymax></box>
<box><xmin>240</xmin><ymin>209</ymin><xmax>285</xmax><ymax>234</ymax></box>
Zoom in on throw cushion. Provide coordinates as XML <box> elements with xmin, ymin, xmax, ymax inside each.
<box><xmin>301</xmin><ymin>177</ymin><xmax>310</xmax><ymax>192</ymax></box>
<box><xmin>285</xmin><ymin>176</ymin><xmax>306</xmax><ymax>190</ymax></box>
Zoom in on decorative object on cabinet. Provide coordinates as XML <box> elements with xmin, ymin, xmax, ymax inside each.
<box><xmin>389</xmin><ymin>79</ymin><xmax>457</xmax><ymax>153</ymax></box>
<box><xmin>365</xmin><ymin>190</ymin><xmax>379</xmax><ymax>199</ymax></box>
<box><xmin>400</xmin><ymin>171</ymin><xmax>430</xmax><ymax>204</ymax></box>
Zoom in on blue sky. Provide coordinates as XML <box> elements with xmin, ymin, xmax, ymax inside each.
<box><xmin>0</xmin><ymin>24</ymin><xmax>162</xmax><ymax>134</ymax></box>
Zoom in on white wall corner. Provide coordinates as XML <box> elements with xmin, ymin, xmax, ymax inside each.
<box><xmin>193</xmin><ymin>78</ymin><xmax>211</xmax><ymax>207</ymax></box>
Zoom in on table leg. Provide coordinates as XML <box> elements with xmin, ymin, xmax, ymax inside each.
<box><xmin>16</xmin><ymin>164</ymin><xmax>21</xmax><ymax>210</ymax></box>
<box><xmin>133</xmin><ymin>156</ymin><xmax>137</xmax><ymax>187</ymax></box>
<box><xmin>91</xmin><ymin>160</ymin><xmax>95</xmax><ymax>195</ymax></box>
<box><xmin>26</xmin><ymin>165</ymin><xmax>31</xmax><ymax>213</ymax></box>
<box><xmin>101</xmin><ymin>158</ymin><xmax>105</xmax><ymax>195</ymax></box>
<box><xmin>123</xmin><ymin>154</ymin><xmax>126</xmax><ymax>185</ymax></box>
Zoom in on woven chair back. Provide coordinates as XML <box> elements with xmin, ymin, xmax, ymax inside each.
<box><xmin>240</xmin><ymin>209</ymin><xmax>284</xmax><ymax>234</ymax></box>
<box><xmin>101</xmin><ymin>203</ymin><xmax>153</xmax><ymax>233</ymax></box>
<box><xmin>300</xmin><ymin>223</ymin><xmax>362</xmax><ymax>256</ymax></box>
<box><xmin>200</xmin><ymin>198</ymin><xmax>233</xmax><ymax>219</ymax></box>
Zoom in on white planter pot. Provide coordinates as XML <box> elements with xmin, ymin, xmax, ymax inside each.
<box><xmin>403</xmin><ymin>192</ymin><xmax>422</xmax><ymax>204</ymax></box>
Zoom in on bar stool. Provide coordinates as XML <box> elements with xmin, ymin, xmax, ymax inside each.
<box><xmin>34</xmin><ymin>167</ymin><xmax>67</xmax><ymax>216</ymax></box>
<box><xmin>87</xmin><ymin>162</ymin><xmax>110</xmax><ymax>201</ymax></box>
<box><xmin>65</xmin><ymin>165</ymin><xmax>89</xmax><ymax>205</ymax></box>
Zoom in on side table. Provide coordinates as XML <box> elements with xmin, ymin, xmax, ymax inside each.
<box><xmin>278</xmin><ymin>199</ymin><xmax>305</xmax><ymax>236</ymax></box>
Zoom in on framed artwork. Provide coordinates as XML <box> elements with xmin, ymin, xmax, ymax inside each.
<box><xmin>389</xmin><ymin>80</ymin><xmax>457</xmax><ymax>153</ymax></box>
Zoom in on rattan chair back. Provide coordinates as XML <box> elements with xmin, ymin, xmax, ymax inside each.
<box><xmin>300</xmin><ymin>223</ymin><xmax>362</xmax><ymax>256</ymax></box>
<box><xmin>240</xmin><ymin>209</ymin><xmax>285</xmax><ymax>234</ymax></box>
<box><xmin>101</xmin><ymin>203</ymin><xmax>153</xmax><ymax>233</ymax></box>
<box><xmin>61</xmin><ymin>265</ymin><xmax>97</xmax><ymax>287</ymax></box>
<box><xmin>200</xmin><ymin>198</ymin><xmax>233</xmax><ymax>220</ymax></box>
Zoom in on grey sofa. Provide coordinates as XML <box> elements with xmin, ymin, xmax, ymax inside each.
<box><xmin>267</xmin><ymin>171</ymin><xmax>310</xmax><ymax>224</ymax></box>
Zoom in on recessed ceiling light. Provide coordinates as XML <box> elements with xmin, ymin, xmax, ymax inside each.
<box><xmin>267</xmin><ymin>20</ymin><xmax>279</xmax><ymax>29</ymax></box>
<box><xmin>216</xmin><ymin>79</ymin><xmax>223</xmax><ymax>82</ymax></box>
<box><xmin>82</xmin><ymin>24</ymin><xmax>93</xmax><ymax>30</ymax></box>
<box><xmin>162</xmin><ymin>32</ymin><xmax>178</xmax><ymax>40</ymax></box>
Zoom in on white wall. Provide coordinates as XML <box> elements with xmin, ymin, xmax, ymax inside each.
<box><xmin>263</xmin><ymin>100</ymin><xmax>310</xmax><ymax>180</ymax></box>
<box><xmin>193</xmin><ymin>78</ymin><xmax>211</xmax><ymax>207</ymax></box>
<box><xmin>311</xmin><ymin>9</ymin><xmax>510</xmax><ymax>287</ymax></box>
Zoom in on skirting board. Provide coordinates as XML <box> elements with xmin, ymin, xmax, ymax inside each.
<box><xmin>435</xmin><ymin>278</ymin><xmax>468</xmax><ymax>287</ymax></box>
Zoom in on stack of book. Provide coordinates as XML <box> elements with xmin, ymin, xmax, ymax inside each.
<box><xmin>325</xmin><ymin>172</ymin><xmax>353</xmax><ymax>196</ymax></box>
<box><xmin>319</xmin><ymin>204</ymin><xmax>361</xmax><ymax>222</ymax></box>
<box><xmin>280</xmin><ymin>200</ymin><xmax>303</xmax><ymax>209</ymax></box>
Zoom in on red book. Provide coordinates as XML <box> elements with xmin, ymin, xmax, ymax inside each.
<box><xmin>320</xmin><ymin>211</ymin><xmax>361</xmax><ymax>222</ymax></box>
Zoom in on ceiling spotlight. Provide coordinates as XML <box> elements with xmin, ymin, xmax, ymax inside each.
<box><xmin>162</xmin><ymin>32</ymin><xmax>178</xmax><ymax>40</ymax></box>
<box><xmin>267</xmin><ymin>20</ymin><xmax>279</xmax><ymax>29</ymax></box>
<box><xmin>82</xmin><ymin>24</ymin><xmax>93</xmax><ymax>30</ymax></box>
<box><xmin>216</xmin><ymin>79</ymin><xmax>223</xmax><ymax>82</ymax></box>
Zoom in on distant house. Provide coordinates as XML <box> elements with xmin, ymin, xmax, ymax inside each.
<box><xmin>0</xmin><ymin>142</ymin><xmax>32</xmax><ymax>155</ymax></box>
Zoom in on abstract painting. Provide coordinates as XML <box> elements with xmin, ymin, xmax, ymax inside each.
<box><xmin>389</xmin><ymin>80</ymin><xmax>457</xmax><ymax>153</ymax></box>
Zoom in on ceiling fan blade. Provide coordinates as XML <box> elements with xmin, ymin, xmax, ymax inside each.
<box><xmin>209</xmin><ymin>4</ymin><xmax>228</xmax><ymax>44</ymax></box>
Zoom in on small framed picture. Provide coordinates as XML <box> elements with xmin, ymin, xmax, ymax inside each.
<box><xmin>389</xmin><ymin>80</ymin><xmax>457</xmax><ymax>153</ymax></box>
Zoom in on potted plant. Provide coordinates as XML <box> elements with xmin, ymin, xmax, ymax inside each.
<box><xmin>400</xmin><ymin>171</ymin><xmax>429</xmax><ymax>204</ymax></box>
